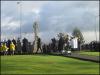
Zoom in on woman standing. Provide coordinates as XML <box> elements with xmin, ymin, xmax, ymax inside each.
<box><xmin>10</xmin><ymin>42</ymin><xmax>15</xmax><ymax>55</ymax></box>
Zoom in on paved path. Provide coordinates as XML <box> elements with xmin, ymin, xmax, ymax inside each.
<box><xmin>65</xmin><ymin>53</ymin><xmax>100</xmax><ymax>63</ymax></box>
<box><xmin>51</xmin><ymin>52</ymin><xmax>100</xmax><ymax>63</ymax></box>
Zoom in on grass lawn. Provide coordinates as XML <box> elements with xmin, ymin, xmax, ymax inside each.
<box><xmin>1</xmin><ymin>55</ymin><xmax>99</xmax><ymax>74</ymax></box>
<box><xmin>79</xmin><ymin>51</ymin><xmax>100</xmax><ymax>56</ymax></box>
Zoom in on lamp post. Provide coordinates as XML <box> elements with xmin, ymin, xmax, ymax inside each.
<box><xmin>17</xmin><ymin>1</ymin><xmax>22</xmax><ymax>40</ymax></box>
<box><xmin>94</xmin><ymin>15</ymin><xmax>99</xmax><ymax>41</ymax></box>
<box><xmin>95</xmin><ymin>20</ymin><xmax>97</xmax><ymax>41</ymax></box>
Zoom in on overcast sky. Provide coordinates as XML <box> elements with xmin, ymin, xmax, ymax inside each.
<box><xmin>1</xmin><ymin>1</ymin><xmax>99</xmax><ymax>44</ymax></box>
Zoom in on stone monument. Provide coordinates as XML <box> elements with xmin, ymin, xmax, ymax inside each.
<box><xmin>33</xmin><ymin>21</ymin><xmax>39</xmax><ymax>53</ymax></box>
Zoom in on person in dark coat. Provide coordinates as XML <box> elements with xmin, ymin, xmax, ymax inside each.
<box><xmin>7</xmin><ymin>39</ymin><xmax>11</xmax><ymax>55</ymax></box>
<box><xmin>17</xmin><ymin>38</ymin><xmax>22</xmax><ymax>54</ymax></box>
<box><xmin>22</xmin><ymin>38</ymin><xmax>29</xmax><ymax>54</ymax></box>
<box><xmin>36</xmin><ymin>38</ymin><xmax>42</xmax><ymax>53</ymax></box>
<box><xmin>28</xmin><ymin>42</ymin><xmax>33</xmax><ymax>54</ymax></box>
<box><xmin>58</xmin><ymin>37</ymin><xmax>64</xmax><ymax>52</ymax></box>
<box><xmin>51</xmin><ymin>38</ymin><xmax>56</xmax><ymax>52</ymax></box>
<box><xmin>42</xmin><ymin>44</ymin><xmax>47</xmax><ymax>54</ymax></box>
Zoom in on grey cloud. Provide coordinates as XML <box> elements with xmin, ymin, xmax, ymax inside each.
<box><xmin>39</xmin><ymin>1</ymin><xmax>99</xmax><ymax>33</ymax></box>
<box><xmin>1</xmin><ymin>1</ymin><xmax>99</xmax><ymax>42</ymax></box>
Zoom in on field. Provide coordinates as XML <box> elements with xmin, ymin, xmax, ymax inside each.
<box><xmin>1</xmin><ymin>55</ymin><xmax>99</xmax><ymax>74</ymax></box>
<box><xmin>79</xmin><ymin>51</ymin><xmax>100</xmax><ymax>56</ymax></box>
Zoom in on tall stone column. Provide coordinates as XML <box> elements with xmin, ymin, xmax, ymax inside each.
<box><xmin>33</xmin><ymin>22</ymin><xmax>39</xmax><ymax>53</ymax></box>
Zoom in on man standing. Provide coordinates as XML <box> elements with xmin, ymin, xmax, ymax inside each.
<box><xmin>22</xmin><ymin>38</ymin><xmax>29</xmax><ymax>54</ymax></box>
<box><xmin>36</xmin><ymin>37</ymin><xmax>42</xmax><ymax>53</ymax></box>
<box><xmin>7</xmin><ymin>39</ymin><xmax>11</xmax><ymax>55</ymax></box>
<box><xmin>17</xmin><ymin>38</ymin><xmax>22</xmax><ymax>54</ymax></box>
<box><xmin>58</xmin><ymin>37</ymin><xmax>64</xmax><ymax>52</ymax></box>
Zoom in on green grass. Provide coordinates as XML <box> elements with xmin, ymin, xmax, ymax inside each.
<box><xmin>1</xmin><ymin>55</ymin><xmax>99</xmax><ymax>74</ymax></box>
<box><xmin>79</xmin><ymin>51</ymin><xmax>100</xmax><ymax>56</ymax></box>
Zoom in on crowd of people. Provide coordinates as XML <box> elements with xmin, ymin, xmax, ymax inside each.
<box><xmin>1</xmin><ymin>34</ymin><xmax>98</xmax><ymax>55</ymax></box>
<box><xmin>0</xmin><ymin>35</ymin><xmax>80</xmax><ymax>55</ymax></box>
<box><xmin>0</xmin><ymin>38</ymin><xmax>31</xmax><ymax>55</ymax></box>
<box><xmin>0</xmin><ymin>41</ymin><xmax>15</xmax><ymax>55</ymax></box>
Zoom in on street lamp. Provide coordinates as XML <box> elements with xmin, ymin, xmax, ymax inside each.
<box><xmin>94</xmin><ymin>15</ymin><xmax>99</xmax><ymax>41</ymax></box>
<box><xmin>17</xmin><ymin>1</ymin><xmax>22</xmax><ymax>40</ymax></box>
